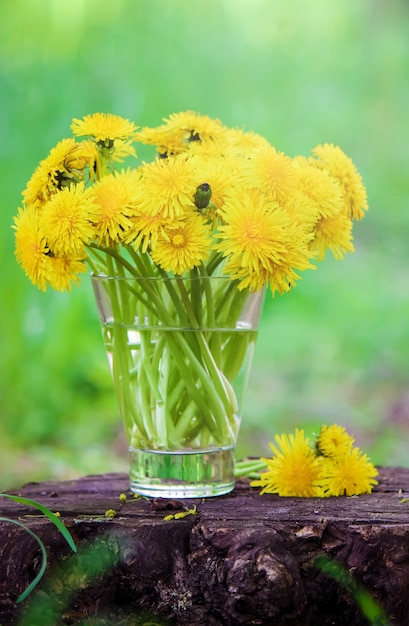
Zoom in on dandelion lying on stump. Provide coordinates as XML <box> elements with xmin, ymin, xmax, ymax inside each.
<box><xmin>250</xmin><ymin>424</ymin><xmax>378</xmax><ymax>497</ymax></box>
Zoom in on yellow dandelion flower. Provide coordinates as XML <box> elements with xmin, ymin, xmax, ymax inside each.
<box><xmin>23</xmin><ymin>138</ymin><xmax>95</xmax><ymax>207</ymax></box>
<box><xmin>47</xmin><ymin>255</ymin><xmax>87</xmax><ymax>292</ymax></box>
<box><xmin>312</xmin><ymin>144</ymin><xmax>368</xmax><ymax>220</ymax></box>
<box><xmin>71</xmin><ymin>113</ymin><xmax>138</xmax><ymax>165</ymax></box>
<box><xmin>316</xmin><ymin>447</ymin><xmax>378</xmax><ymax>497</ymax></box>
<box><xmin>41</xmin><ymin>183</ymin><xmax>99</xmax><ymax>256</ymax></box>
<box><xmin>240</xmin><ymin>145</ymin><xmax>296</xmax><ymax>203</ymax></box>
<box><xmin>13</xmin><ymin>205</ymin><xmax>50</xmax><ymax>291</ymax></box>
<box><xmin>101</xmin><ymin>138</ymin><xmax>137</xmax><ymax>163</ymax></box>
<box><xmin>189</xmin><ymin>154</ymin><xmax>239</xmax><ymax>209</ymax></box>
<box><xmin>63</xmin><ymin>140</ymin><xmax>97</xmax><ymax>174</ymax></box>
<box><xmin>282</xmin><ymin>189</ymin><xmax>319</xmax><ymax>237</ymax></box>
<box><xmin>216</xmin><ymin>192</ymin><xmax>290</xmax><ymax>269</ymax></box>
<box><xmin>317</xmin><ymin>424</ymin><xmax>355</xmax><ymax>458</ymax></box>
<box><xmin>164</xmin><ymin>110</ymin><xmax>227</xmax><ymax>145</ymax></box>
<box><xmin>138</xmin><ymin>156</ymin><xmax>198</xmax><ymax>220</ymax></box>
<box><xmin>124</xmin><ymin>210</ymin><xmax>173</xmax><ymax>253</ymax></box>
<box><xmin>215</xmin><ymin>191</ymin><xmax>315</xmax><ymax>294</ymax></box>
<box><xmin>224</xmin><ymin>260</ymin><xmax>301</xmax><ymax>295</ymax></box>
<box><xmin>251</xmin><ymin>429</ymin><xmax>321</xmax><ymax>497</ymax></box>
<box><xmin>291</xmin><ymin>157</ymin><xmax>345</xmax><ymax>219</ymax></box>
<box><xmin>224</xmin><ymin>128</ymin><xmax>271</xmax><ymax>155</ymax></box>
<box><xmin>150</xmin><ymin>216</ymin><xmax>211</xmax><ymax>274</ymax></box>
<box><xmin>71</xmin><ymin>113</ymin><xmax>138</xmax><ymax>142</ymax></box>
<box><xmin>136</xmin><ymin>111</ymin><xmax>227</xmax><ymax>158</ymax></box>
<box><xmin>284</xmin><ymin>160</ymin><xmax>350</xmax><ymax>257</ymax></box>
<box><xmin>312</xmin><ymin>212</ymin><xmax>355</xmax><ymax>261</ymax></box>
<box><xmin>23</xmin><ymin>159</ymin><xmax>57</xmax><ymax>208</ymax></box>
<box><xmin>135</xmin><ymin>124</ymin><xmax>186</xmax><ymax>157</ymax></box>
<box><xmin>185</xmin><ymin>128</ymin><xmax>269</xmax><ymax>161</ymax></box>
<box><xmin>90</xmin><ymin>169</ymin><xmax>141</xmax><ymax>244</ymax></box>
<box><xmin>185</xmin><ymin>139</ymin><xmax>230</xmax><ymax>160</ymax></box>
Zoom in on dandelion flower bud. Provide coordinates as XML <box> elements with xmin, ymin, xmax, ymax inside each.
<box><xmin>194</xmin><ymin>182</ymin><xmax>212</xmax><ymax>210</ymax></box>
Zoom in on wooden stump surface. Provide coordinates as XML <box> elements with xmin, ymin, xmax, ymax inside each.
<box><xmin>1</xmin><ymin>467</ymin><xmax>409</xmax><ymax>625</ymax></box>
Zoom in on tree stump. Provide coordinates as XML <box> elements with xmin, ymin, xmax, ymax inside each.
<box><xmin>1</xmin><ymin>467</ymin><xmax>409</xmax><ymax>625</ymax></box>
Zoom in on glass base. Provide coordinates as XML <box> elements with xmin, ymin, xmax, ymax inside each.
<box><xmin>129</xmin><ymin>446</ymin><xmax>236</xmax><ymax>498</ymax></box>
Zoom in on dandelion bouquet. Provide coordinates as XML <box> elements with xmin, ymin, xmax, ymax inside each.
<box><xmin>248</xmin><ymin>424</ymin><xmax>378</xmax><ymax>497</ymax></box>
<box><xmin>13</xmin><ymin>111</ymin><xmax>368</xmax><ymax>496</ymax></box>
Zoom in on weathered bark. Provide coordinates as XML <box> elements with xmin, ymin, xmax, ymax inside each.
<box><xmin>1</xmin><ymin>467</ymin><xmax>409</xmax><ymax>625</ymax></box>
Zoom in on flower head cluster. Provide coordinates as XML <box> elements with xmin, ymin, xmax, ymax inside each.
<box><xmin>315</xmin><ymin>424</ymin><xmax>378</xmax><ymax>497</ymax></box>
<box><xmin>13</xmin><ymin>111</ymin><xmax>368</xmax><ymax>292</ymax></box>
<box><xmin>251</xmin><ymin>424</ymin><xmax>378</xmax><ymax>497</ymax></box>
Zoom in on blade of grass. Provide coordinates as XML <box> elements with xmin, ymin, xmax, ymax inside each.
<box><xmin>315</xmin><ymin>555</ymin><xmax>391</xmax><ymax>626</ymax></box>
<box><xmin>0</xmin><ymin>494</ymin><xmax>76</xmax><ymax>553</ymax></box>
<box><xmin>0</xmin><ymin>517</ymin><xmax>47</xmax><ymax>603</ymax></box>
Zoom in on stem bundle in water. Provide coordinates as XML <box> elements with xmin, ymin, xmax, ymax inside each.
<box><xmin>91</xmin><ymin>249</ymin><xmax>263</xmax><ymax>452</ymax></box>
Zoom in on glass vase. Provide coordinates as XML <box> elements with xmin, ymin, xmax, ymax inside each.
<box><xmin>92</xmin><ymin>274</ymin><xmax>264</xmax><ymax>498</ymax></box>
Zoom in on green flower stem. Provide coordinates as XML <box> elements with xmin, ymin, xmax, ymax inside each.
<box><xmin>173</xmin><ymin>400</ymin><xmax>198</xmax><ymax>441</ymax></box>
<box><xmin>89</xmin><ymin>245</ymin><xmax>258</xmax><ymax>450</ymax></box>
<box><xmin>138</xmin><ymin>272</ymin><xmax>238</xmax><ymax>442</ymax></box>
<box><xmin>234</xmin><ymin>458</ymin><xmax>267</xmax><ymax>478</ymax></box>
<box><xmin>85</xmin><ymin>250</ymin><xmax>105</xmax><ymax>276</ymax></box>
<box><xmin>103</xmin><ymin>256</ymin><xmax>151</xmax><ymax>441</ymax></box>
<box><xmin>222</xmin><ymin>332</ymin><xmax>252</xmax><ymax>381</ymax></box>
<box><xmin>166</xmin><ymin>328</ymin><xmax>230</xmax><ymax>441</ymax></box>
<box><xmin>205</xmin><ymin>249</ymin><xmax>226</xmax><ymax>277</ymax></box>
<box><xmin>126</xmin><ymin>285</ymin><xmax>231</xmax><ymax>445</ymax></box>
<box><xmin>165</xmin><ymin>331</ymin><xmax>230</xmax><ymax>441</ymax></box>
<box><xmin>139</xmin><ymin>342</ymin><xmax>164</xmax><ymax>405</ymax></box>
<box><xmin>175</xmin><ymin>276</ymin><xmax>236</xmax><ymax>413</ymax></box>
<box><xmin>89</xmin><ymin>252</ymin><xmax>184</xmax><ymax>446</ymax></box>
<box><xmin>156</xmin><ymin>268</ymin><xmax>192</xmax><ymax>328</ymax></box>
<box><xmin>216</xmin><ymin>281</ymin><xmax>246</xmax><ymax>326</ymax></box>
<box><xmin>115</xmin><ymin>261</ymin><xmax>132</xmax><ymax>323</ymax></box>
<box><xmin>129</xmin><ymin>321</ymin><xmax>235</xmax><ymax>445</ymax></box>
<box><xmin>197</xmin><ymin>264</ymin><xmax>224</xmax><ymax>365</ymax></box>
<box><xmin>135</xmin><ymin>365</ymin><xmax>156</xmax><ymax>444</ymax></box>
<box><xmin>142</xmin><ymin>280</ymin><xmax>231</xmax><ymax>441</ymax></box>
<box><xmin>165</xmin><ymin>376</ymin><xmax>186</xmax><ymax>412</ymax></box>
<box><xmin>87</xmin><ymin>242</ymin><xmax>138</xmax><ymax>277</ymax></box>
<box><xmin>136</xmin><ymin>329</ymin><xmax>160</xmax><ymax>444</ymax></box>
<box><xmin>190</xmin><ymin>267</ymin><xmax>204</xmax><ymax>326</ymax></box>
<box><xmin>198</xmin><ymin>265</ymin><xmax>216</xmax><ymax>326</ymax></box>
<box><xmin>144</xmin><ymin>330</ymin><xmax>227</xmax><ymax>445</ymax></box>
<box><xmin>156</xmin><ymin>342</ymin><xmax>177</xmax><ymax>447</ymax></box>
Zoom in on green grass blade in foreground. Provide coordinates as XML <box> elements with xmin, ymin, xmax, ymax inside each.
<box><xmin>0</xmin><ymin>517</ymin><xmax>47</xmax><ymax>603</ymax></box>
<box><xmin>315</xmin><ymin>555</ymin><xmax>391</xmax><ymax>626</ymax></box>
<box><xmin>19</xmin><ymin>537</ymin><xmax>119</xmax><ymax>626</ymax></box>
<box><xmin>0</xmin><ymin>494</ymin><xmax>77</xmax><ymax>553</ymax></box>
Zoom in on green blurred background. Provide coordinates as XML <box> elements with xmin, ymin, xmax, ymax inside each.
<box><xmin>1</xmin><ymin>0</ymin><xmax>408</xmax><ymax>487</ymax></box>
